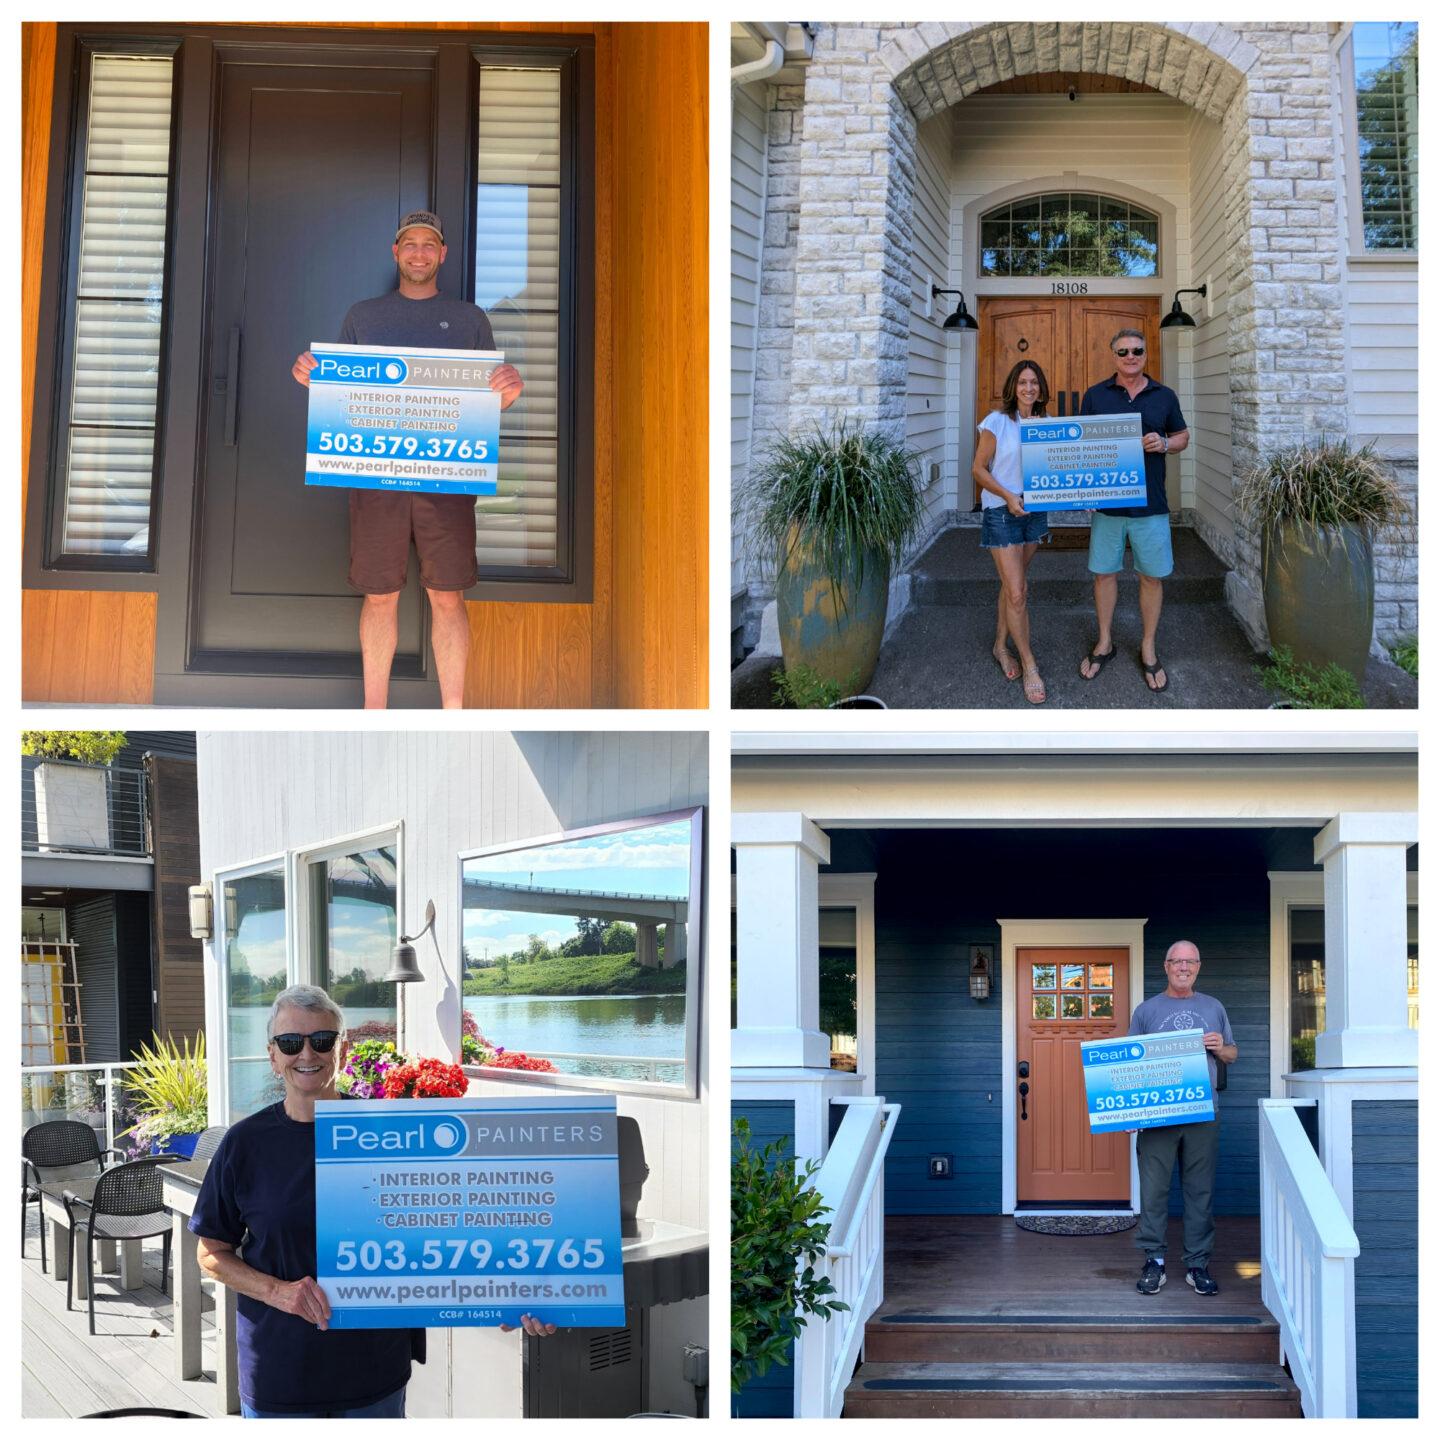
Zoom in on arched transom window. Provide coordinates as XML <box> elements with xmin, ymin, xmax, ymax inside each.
<box><xmin>980</xmin><ymin>193</ymin><xmax>1159</xmax><ymax>277</ymax></box>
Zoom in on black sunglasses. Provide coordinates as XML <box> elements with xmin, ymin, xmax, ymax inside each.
<box><xmin>271</xmin><ymin>1030</ymin><xmax>340</xmax><ymax>1056</ymax></box>
<box><xmin>1113</xmin><ymin>346</ymin><xmax>1145</xmax><ymax>357</ymax></box>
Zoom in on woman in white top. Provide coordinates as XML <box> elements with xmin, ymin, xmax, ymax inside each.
<box><xmin>972</xmin><ymin>360</ymin><xmax>1051</xmax><ymax>704</ymax></box>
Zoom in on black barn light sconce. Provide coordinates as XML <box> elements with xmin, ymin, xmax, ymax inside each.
<box><xmin>970</xmin><ymin>944</ymin><xmax>993</xmax><ymax>1001</ymax></box>
<box><xmin>931</xmin><ymin>285</ymin><xmax>979</xmax><ymax>332</ymax></box>
<box><xmin>1159</xmin><ymin>284</ymin><xmax>1208</xmax><ymax>329</ymax></box>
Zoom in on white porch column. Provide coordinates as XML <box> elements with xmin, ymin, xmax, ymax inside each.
<box><xmin>1313</xmin><ymin>812</ymin><xmax>1418</xmax><ymax>1069</ymax></box>
<box><xmin>732</xmin><ymin>811</ymin><xmax>832</xmax><ymax>1069</ymax></box>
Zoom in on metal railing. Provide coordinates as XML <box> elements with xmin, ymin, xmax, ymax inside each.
<box><xmin>20</xmin><ymin>757</ymin><xmax>150</xmax><ymax>857</ymax></box>
<box><xmin>1259</xmin><ymin>1098</ymin><xmax>1360</xmax><ymax>1417</ymax></box>
<box><xmin>795</xmin><ymin>1097</ymin><xmax>901</xmax><ymax>1419</ymax></box>
<box><xmin>473</xmin><ymin>1049</ymin><xmax>685</xmax><ymax>1085</ymax></box>
<box><xmin>20</xmin><ymin>1061</ymin><xmax>142</xmax><ymax>1158</ymax></box>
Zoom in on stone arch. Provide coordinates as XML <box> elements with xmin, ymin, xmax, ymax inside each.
<box><xmin>876</xmin><ymin>22</ymin><xmax>1259</xmax><ymax>124</ymax></box>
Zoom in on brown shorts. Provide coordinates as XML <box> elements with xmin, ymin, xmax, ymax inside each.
<box><xmin>348</xmin><ymin>490</ymin><xmax>478</xmax><ymax>595</ymax></box>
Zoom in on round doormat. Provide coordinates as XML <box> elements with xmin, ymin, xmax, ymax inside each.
<box><xmin>1016</xmin><ymin>1214</ymin><xmax>1137</xmax><ymax>1236</ymax></box>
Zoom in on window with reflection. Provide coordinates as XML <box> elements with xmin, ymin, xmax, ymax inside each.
<box><xmin>1353</xmin><ymin>21</ymin><xmax>1418</xmax><ymax>250</ymax></box>
<box><xmin>819</xmin><ymin>908</ymin><xmax>858</xmax><ymax>1071</ymax></box>
<box><xmin>308</xmin><ymin>842</ymin><xmax>398</xmax><ymax>1046</ymax></box>
<box><xmin>980</xmin><ymin>193</ymin><xmax>1158</xmax><ymax>277</ymax></box>
<box><xmin>222</xmin><ymin>865</ymin><xmax>287</xmax><ymax>1122</ymax></box>
<box><xmin>460</xmin><ymin>809</ymin><xmax>702</xmax><ymax>1094</ymax></box>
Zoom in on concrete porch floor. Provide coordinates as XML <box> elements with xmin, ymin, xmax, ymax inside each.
<box><xmin>732</xmin><ymin>525</ymin><xmax>1418</xmax><ymax>710</ymax></box>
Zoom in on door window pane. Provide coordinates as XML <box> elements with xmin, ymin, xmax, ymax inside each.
<box><xmin>1061</xmin><ymin>994</ymin><xmax>1084</xmax><ymax>1019</ymax></box>
<box><xmin>1033</xmin><ymin>995</ymin><xmax>1056</xmax><ymax>1019</ymax></box>
<box><xmin>223</xmin><ymin>867</ymin><xmax>287</xmax><ymax>1122</ymax></box>
<box><xmin>309</xmin><ymin>845</ymin><xmax>398</xmax><ymax>1046</ymax></box>
<box><xmin>1089</xmin><ymin>963</ymin><xmax>1113</xmax><ymax>990</ymax></box>
<box><xmin>819</xmin><ymin>908</ymin><xmax>857</xmax><ymax>1071</ymax></box>
<box><xmin>1031</xmin><ymin>963</ymin><xmax>1056</xmax><ymax>990</ymax></box>
<box><xmin>1061</xmin><ymin>964</ymin><xmax>1085</xmax><ymax>989</ymax></box>
<box><xmin>1089</xmin><ymin>993</ymin><xmax>1114</xmax><ymax>1018</ymax></box>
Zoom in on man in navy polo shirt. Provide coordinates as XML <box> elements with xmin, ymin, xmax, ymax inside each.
<box><xmin>1077</xmin><ymin>329</ymin><xmax>1189</xmax><ymax>693</ymax></box>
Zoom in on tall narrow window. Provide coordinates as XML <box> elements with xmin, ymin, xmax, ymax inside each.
<box><xmin>61</xmin><ymin>54</ymin><xmax>173</xmax><ymax>559</ymax></box>
<box><xmin>473</xmin><ymin>65</ymin><xmax>563</xmax><ymax>574</ymax></box>
<box><xmin>1353</xmin><ymin>22</ymin><xmax>1419</xmax><ymax>250</ymax></box>
<box><xmin>308</xmin><ymin>844</ymin><xmax>399</xmax><ymax>1045</ymax></box>
<box><xmin>222</xmin><ymin>866</ymin><xmax>287</xmax><ymax>1122</ymax></box>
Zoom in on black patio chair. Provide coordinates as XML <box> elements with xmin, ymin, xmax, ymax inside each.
<box><xmin>189</xmin><ymin>1126</ymin><xmax>228</xmax><ymax>1166</ymax></box>
<box><xmin>21</xmin><ymin>1120</ymin><xmax>123</xmax><ymax>1273</ymax></box>
<box><xmin>63</xmin><ymin>1155</ymin><xmax>174</xmax><ymax>1335</ymax></box>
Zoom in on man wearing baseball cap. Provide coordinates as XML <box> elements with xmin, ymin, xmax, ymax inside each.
<box><xmin>292</xmin><ymin>212</ymin><xmax>524</xmax><ymax>709</ymax></box>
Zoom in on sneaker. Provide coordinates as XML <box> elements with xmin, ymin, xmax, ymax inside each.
<box><xmin>1136</xmin><ymin>1258</ymin><xmax>1166</xmax><ymax>1294</ymax></box>
<box><xmin>1186</xmin><ymin>1266</ymin><xmax>1219</xmax><ymax>1295</ymax></box>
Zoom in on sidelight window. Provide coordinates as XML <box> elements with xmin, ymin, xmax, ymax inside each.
<box><xmin>1351</xmin><ymin>22</ymin><xmax>1419</xmax><ymax>250</ymax></box>
<box><xmin>980</xmin><ymin>192</ymin><xmax>1158</xmax><ymax>278</ymax></box>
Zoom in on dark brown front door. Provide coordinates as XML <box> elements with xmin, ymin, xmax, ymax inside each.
<box><xmin>974</xmin><ymin>296</ymin><xmax>1161</xmax><ymax>508</ymax></box>
<box><xmin>193</xmin><ymin>57</ymin><xmax>436</xmax><ymax>684</ymax></box>
<box><xmin>1016</xmin><ymin>946</ymin><xmax>1131</xmax><ymax>1205</ymax></box>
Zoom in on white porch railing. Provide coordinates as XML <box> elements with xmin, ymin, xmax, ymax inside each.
<box><xmin>21</xmin><ymin>1061</ymin><xmax>140</xmax><ymax>1156</ymax></box>
<box><xmin>1258</xmin><ymin>1098</ymin><xmax>1360</xmax><ymax>1418</ymax></box>
<box><xmin>795</xmin><ymin>1097</ymin><xmax>900</xmax><ymax>1419</ymax></box>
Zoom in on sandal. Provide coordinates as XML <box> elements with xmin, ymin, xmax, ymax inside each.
<box><xmin>1022</xmin><ymin>667</ymin><xmax>1046</xmax><ymax>705</ymax></box>
<box><xmin>992</xmin><ymin>645</ymin><xmax>1021</xmax><ymax>681</ymax></box>
<box><xmin>1141</xmin><ymin>653</ymin><xmax>1168</xmax><ymax>693</ymax></box>
<box><xmin>1080</xmin><ymin>644</ymin><xmax>1116</xmax><ymax>680</ymax></box>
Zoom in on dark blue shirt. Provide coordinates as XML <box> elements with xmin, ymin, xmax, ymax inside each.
<box><xmin>1079</xmin><ymin>374</ymin><xmax>1187</xmax><ymax>517</ymax></box>
<box><xmin>189</xmin><ymin>1102</ymin><xmax>414</xmax><ymax>1414</ymax></box>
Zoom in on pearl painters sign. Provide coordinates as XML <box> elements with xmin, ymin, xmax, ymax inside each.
<box><xmin>304</xmin><ymin>342</ymin><xmax>502</xmax><ymax>494</ymax></box>
<box><xmin>1019</xmin><ymin>413</ymin><xmax>1147</xmax><ymax>510</ymax></box>
<box><xmin>314</xmin><ymin>1096</ymin><xmax>625</xmax><ymax>1329</ymax></box>
<box><xmin>1080</xmin><ymin>1028</ymin><xmax>1215</xmax><ymax>1134</ymax></box>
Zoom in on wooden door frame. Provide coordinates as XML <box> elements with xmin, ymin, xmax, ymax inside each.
<box><xmin>998</xmin><ymin>917</ymin><xmax>1146</xmax><ymax>1214</ymax></box>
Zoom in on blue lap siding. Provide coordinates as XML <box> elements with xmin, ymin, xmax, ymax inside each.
<box><xmin>1351</xmin><ymin>1100</ymin><xmax>1417</xmax><ymax>1418</ymax></box>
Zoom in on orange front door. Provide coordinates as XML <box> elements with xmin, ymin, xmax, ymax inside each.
<box><xmin>1016</xmin><ymin>946</ymin><xmax>1131</xmax><ymax>1204</ymax></box>
<box><xmin>974</xmin><ymin>296</ymin><xmax>1161</xmax><ymax>507</ymax></box>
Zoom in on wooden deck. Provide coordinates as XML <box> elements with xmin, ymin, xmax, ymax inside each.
<box><xmin>22</xmin><ymin>1207</ymin><xmax>232</xmax><ymax>1418</ymax></box>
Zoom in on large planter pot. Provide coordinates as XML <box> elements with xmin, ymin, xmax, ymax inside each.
<box><xmin>1262</xmin><ymin>519</ymin><xmax>1374</xmax><ymax>680</ymax></box>
<box><xmin>34</xmin><ymin>762</ymin><xmax>111</xmax><ymax>851</ymax></box>
<box><xmin>775</xmin><ymin>540</ymin><xmax>890</xmax><ymax>692</ymax></box>
<box><xmin>152</xmin><ymin>1132</ymin><xmax>200</xmax><ymax>1159</ymax></box>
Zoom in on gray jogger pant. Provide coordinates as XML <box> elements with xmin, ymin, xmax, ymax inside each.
<box><xmin>1135</xmin><ymin>1116</ymin><xmax>1220</xmax><ymax>1268</ymax></box>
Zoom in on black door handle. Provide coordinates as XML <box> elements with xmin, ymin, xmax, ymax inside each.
<box><xmin>1018</xmin><ymin>1080</ymin><xmax>1029</xmax><ymax>1121</ymax></box>
<box><xmin>223</xmin><ymin>325</ymin><xmax>241</xmax><ymax>447</ymax></box>
<box><xmin>1072</xmin><ymin>390</ymin><xmax>1080</xmax><ymax>416</ymax></box>
<box><xmin>1056</xmin><ymin>390</ymin><xmax>1065</xmax><ymax>416</ymax></box>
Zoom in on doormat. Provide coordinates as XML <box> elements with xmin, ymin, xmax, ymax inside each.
<box><xmin>1015</xmin><ymin>1214</ymin><xmax>1137</xmax><ymax>1236</ymax></box>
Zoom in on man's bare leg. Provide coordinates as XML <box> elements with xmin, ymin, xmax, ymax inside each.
<box><xmin>1080</xmin><ymin>572</ymin><xmax>1119</xmax><ymax>678</ymax></box>
<box><xmin>1138</xmin><ymin>573</ymin><xmax>1166</xmax><ymax>689</ymax></box>
<box><xmin>359</xmin><ymin>592</ymin><xmax>401</xmax><ymax>709</ymax></box>
<box><xmin>426</xmin><ymin>588</ymin><xmax>470</xmax><ymax>709</ymax></box>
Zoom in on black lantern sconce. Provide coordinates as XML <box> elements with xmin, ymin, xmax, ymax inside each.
<box><xmin>1159</xmin><ymin>284</ymin><xmax>1208</xmax><ymax>330</ymax></box>
<box><xmin>969</xmin><ymin>944</ymin><xmax>993</xmax><ymax>1001</ymax></box>
<box><xmin>931</xmin><ymin>285</ymin><xmax>979</xmax><ymax>332</ymax></box>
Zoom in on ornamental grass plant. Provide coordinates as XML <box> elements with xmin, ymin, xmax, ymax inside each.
<box><xmin>739</xmin><ymin>420</ymin><xmax>926</xmax><ymax>604</ymax></box>
<box><xmin>120</xmin><ymin>1033</ymin><xmax>208</xmax><ymax>1153</ymax></box>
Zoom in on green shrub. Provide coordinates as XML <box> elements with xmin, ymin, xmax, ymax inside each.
<box><xmin>772</xmin><ymin>663</ymin><xmax>859</xmax><ymax>710</ymax></box>
<box><xmin>731</xmin><ymin>1119</ymin><xmax>847</xmax><ymax>1396</ymax></box>
<box><xmin>1389</xmin><ymin>637</ymin><xmax>1418</xmax><ymax>678</ymax></box>
<box><xmin>22</xmin><ymin>730</ymin><xmax>128</xmax><ymax>764</ymax></box>
<box><xmin>1256</xmin><ymin>645</ymin><xmax>1364</xmax><ymax>709</ymax></box>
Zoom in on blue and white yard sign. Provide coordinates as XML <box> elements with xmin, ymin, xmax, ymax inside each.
<box><xmin>1081</xmin><ymin>1029</ymin><xmax>1214</xmax><ymax>1134</ymax></box>
<box><xmin>314</xmin><ymin>1096</ymin><xmax>626</xmax><ymax>1329</ymax></box>
<box><xmin>304</xmin><ymin>342</ymin><xmax>502</xmax><ymax>495</ymax></box>
<box><xmin>1019</xmin><ymin>413</ymin><xmax>1147</xmax><ymax>511</ymax></box>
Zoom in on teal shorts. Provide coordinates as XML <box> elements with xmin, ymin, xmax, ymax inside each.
<box><xmin>1088</xmin><ymin>511</ymin><xmax>1174</xmax><ymax>578</ymax></box>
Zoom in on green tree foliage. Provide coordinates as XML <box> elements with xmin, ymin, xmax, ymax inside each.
<box><xmin>603</xmin><ymin>922</ymin><xmax>637</xmax><ymax>954</ymax></box>
<box><xmin>525</xmin><ymin>934</ymin><xmax>550</xmax><ymax>964</ymax></box>
<box><xmin>22</xmin><ymin>730</ymin><xmax>128</xmax><ymax>764</ymax></box>
<box><xmin>731</xmin><ymin>1119</ymin><xmax>847</xmax><ymax>1396</ymax></box>
<box><xmin>575</xmin><ymin>916</ymin><xmax>607</xmax><ymax>955</ymax></box>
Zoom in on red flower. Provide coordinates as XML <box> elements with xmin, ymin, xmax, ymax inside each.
<box><xmin>486</xmin><ymin>1051</ymin><xmax>557</xmax><ymax>1073</ymax></box>
<box><xmin>382</xmin><ymin>1056</ymin><xmax>469</xmax><ymax>1099</ymax></box>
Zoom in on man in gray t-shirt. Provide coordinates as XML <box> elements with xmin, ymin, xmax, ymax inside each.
<box><xmin>1127</xmin><ymin>940</ymin><xmax>1237</xmax><ymax>1297</ymax></box>
<box><xmin>291</xmin><ymin>211</ymin><xmax>524</xmax><ymax>710</ymax></box>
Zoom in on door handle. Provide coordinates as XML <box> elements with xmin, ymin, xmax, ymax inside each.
<box><xmin>1056</xmin><ymin>390</ymin><xmax>1065</xmax><ymax>416</ymax></box>
<box><xmin>1018</xmin><ymin>1080</ymin><xmax>1030</xmax><ymax>1121</ymax></box>
<box><xmin>223</xmin><ymin>325</ymin><xmax>241</xmax><ymax>447</ymax></box>
<box><xmin>1017</xmin><ymin>1061</ymin><xmax>1030</xmax><ymax>1078</ymax></box>
<box><xmin>1072</xmin><ymin>391</ymin><xmax>1080</xmax><ymax>416</ymax></box>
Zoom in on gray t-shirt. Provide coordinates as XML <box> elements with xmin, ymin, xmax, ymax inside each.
<box><xmin>338</xmin><ymin>290</ymin><xmax>496</xmax><ymax>352</ymax></box>
<box><xmin>1129</xmin><ymin>990</ymin><xmax>1234</xmax><ymax>1107</ymax></box>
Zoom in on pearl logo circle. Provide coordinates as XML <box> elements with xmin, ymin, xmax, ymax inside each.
<box><xmin>385</xmin><ymin>362</ymin><xmax>403</xmax><ymax>381</ymax></box>
<box><xmin>431</xmin><ymin>1122</ymin><xmax>460</xmax><ymax>1148</ymax></box>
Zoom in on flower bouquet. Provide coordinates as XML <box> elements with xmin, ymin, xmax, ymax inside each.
<box><xmin>340</xmin><ymin>1038</ymin><xmax>400</xmax><ymax>1099</ymax></box>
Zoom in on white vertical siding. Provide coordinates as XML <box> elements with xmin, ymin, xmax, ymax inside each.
<box><xmin>731</xmin><ymin>84</ymin><xmax>769</xmax><ymax>597</ymax></box>
<box><xmin>1345</xmin><ymin>263</ymin><xmax>1418</xmax><ymax>454</ymax></box>
<box><xmin>1187</xmin><ymin>108</ymin><xmax>1235</xmax><ymax>553</ymax></box>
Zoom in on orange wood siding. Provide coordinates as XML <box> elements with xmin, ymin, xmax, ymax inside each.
<box><xmin>21</xmin><ymin>20</ymin><xmax>707</xmax><ymax>710</ymax></box>
<box><xmin>21</xmin><ymin>22</ymin><xmax>56</xmax><ymax>532</ymax></box>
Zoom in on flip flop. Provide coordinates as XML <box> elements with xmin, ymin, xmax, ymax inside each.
<box><xmin>992</xmin><ymin>646</ymin><xmax>1021</xmax><ymax>681</ymax></box>
<box><xmin>1080</xmin><ymin>645</ymin><xmax>1116</xmax><ymax>680</ymax></box>
<box><xmin>1141</xmin><ymin>653</ymin><xmax>1168</xmax><ymax>692</ymax></box>
<box><xmin>1022</xmin><ymin>667</ymin><xmax>1046</xmax><ymax>705</ymax></box>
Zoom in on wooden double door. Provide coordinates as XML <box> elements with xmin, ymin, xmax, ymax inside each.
<box><xmin>974</xmin><ymin>296</ymin><xmax>1161</xmax><ymax>507</ymax></box>
<box><xmin>1016</xmin><ymin>946</ymin><xmax>1132</xmax><ymax>1205</ymax></box>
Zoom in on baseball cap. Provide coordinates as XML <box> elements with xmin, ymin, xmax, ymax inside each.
<box><xmin>395</xmin><ymin>210</ymin><xmax>444</xmax><ymax>243</ymax></box>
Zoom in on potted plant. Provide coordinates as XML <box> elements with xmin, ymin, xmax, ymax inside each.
<box><xmin>22</xmin><ymin>731</ymin><xmax>127</xmax><ymax>852</ymax></box>
<box><xmin>119</xmin><ymin>1033</ymin><xmax>208</xmax><ymax>1159</ymax></box>
<box><xmin>741</xmin><ymin>421</ymin><xmax>925</xmax><ymax>692</ymax></box>
<box><xmin>1235</xmin><ymin>437</ymin><xmax>1414</xmax><ymax>680</ymax></box>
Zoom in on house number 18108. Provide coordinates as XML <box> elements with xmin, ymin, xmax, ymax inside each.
<box><xmin>1051</xmin><ymin>282</ymin><xmax>1089</xmax><ymax>295</ymax></box>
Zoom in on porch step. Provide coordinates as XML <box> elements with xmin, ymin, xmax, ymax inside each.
<box><xmin>910</xmin><ymin>525</ymin><xmax>1228</xmax><ymax>607</ymax></box>
<box><xmin>867</xmin><ymin>1311</ymin><xmax>1281</xmax><ymax>1365</ymax></box>
<box><xmin>842</xmin><ymin>1361</ymin><xmax>1303</xmax><ymax>1418</ymax></box>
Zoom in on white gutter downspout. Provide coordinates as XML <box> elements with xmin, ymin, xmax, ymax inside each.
<box><xmin>730</xmin><ymin>38</ymin><xmax>783</xmax><ymax>89</ymax></box>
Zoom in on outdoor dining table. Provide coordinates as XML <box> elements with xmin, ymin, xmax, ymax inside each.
<box><xmin>159</xmin><ymin>1157</ymin><xmax>240</xmax><ymax>1415</ymax></box>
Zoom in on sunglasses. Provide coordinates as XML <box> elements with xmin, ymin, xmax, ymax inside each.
<box><xmin>271</xmin><ymin>1030</ymin><xmax>340</xmax><ymax>1056</ymax></box>
<box><xmin>1113</xmin><ymin>347</ymin><xmax>1145</xmax><ymax>357</ymax></box>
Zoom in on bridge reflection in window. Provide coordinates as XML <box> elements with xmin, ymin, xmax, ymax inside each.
<box><xmin>459</xmin><ymin>808</ymin><xmax>703</xmax><ymax>1095</ymax></box>
<box><xmin>980</xmin><ymin>193</ymin><xmax>1159</xmax><ymax>277</ymax></box>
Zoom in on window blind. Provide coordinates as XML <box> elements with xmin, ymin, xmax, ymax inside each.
<box><xmin>1354</xmin><ymin>22</ymin><xmax>1419</xmax><ymax>250</ymax></box>
<box><xmin>474</xmin><ymin>66</ymin><xmax>563</xmax><ymax>571</ymax></box>
<box><xmin>61</xmin><ymin>55</ymin><xmax>173</xmax><ymax>557</ymax></box>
